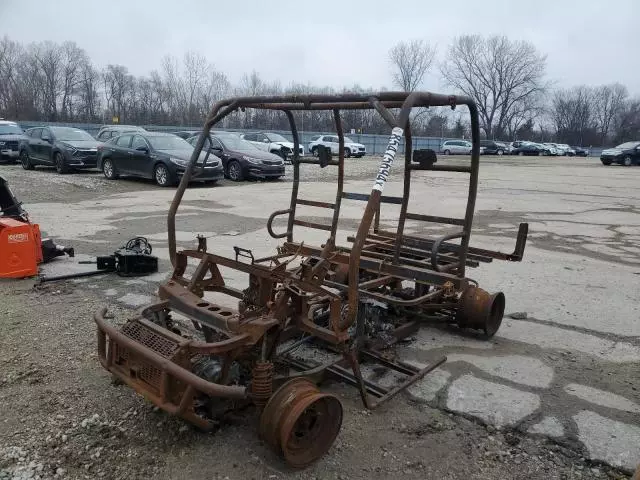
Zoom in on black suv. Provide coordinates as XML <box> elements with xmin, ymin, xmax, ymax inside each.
<box><xmin>480</xmin><ymin>140</ymin><xmax>507</xmax><ymax>155</ymax></box>
<box><xmin>187</xmin><ymin>132</ymin><xmax>285</xmax><ymax>181</ymax></box>
<box><xmin>0</xmin><ymin>121</ymin><xmax>28</xmax><ymax>164</ymax></box>
<box><xmin>20</xmin><ymin>126</ymin><xmax>100</xmax><ymax>173</ymax></box>
<box><xmin>97</xmin><ymin>132</ymin><xmax>224</xmax><ymax>186</ymax></box>
<box><xmin>600</xmin><ymin>142</ymin><xmax>640</xmax><ymax>166</ymax></box>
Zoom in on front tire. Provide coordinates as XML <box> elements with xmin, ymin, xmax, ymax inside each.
<box><xmin>55</xmin><ymin>152</ymin><xmax>69</xmax><ymax>174</ymax></box>
<box><xmin>311</xmin><ymin>147</ymin><xmax>318</xmax><ymax>157</ymax></box>
<box><xmin>227</xmin><ymin>160</ymin><xmax>244</xmax><ymax>181</ymax></box>
<box><xmin>623</xmin><ymin>155</ymin><xmax>633</xmax><ymax>166</ymax></box>
<box><xmin>518</xmin><ymin>151</ymin><xmax>524</xmax><ymax>156</ymax></box>
<box><xmin>443</xmin><ymin>149</ymin><xmax>451</xmax><ymax>155</ymax></box>
<box><xmin>154</xmin><ymin>163</ymin><xmax>173</xmax><ymax>187</ymax></box>
<box><xmin>601</xmin><ymin>159</ymin><xmax>612</xmax><ymax>166</ymax></box>
<box><xmin>102</xmin><ymin>158</ymin><xmax>118</xmax><ymax>179</ymax></box>
<box><xmin>497</xmin><ymin>149</ymin><xmax>504</xmax><ymax>156</ymax></box>
<box><xmin>20</xmin><ymin>150</ymin><xmax>34</xmax><ymax>170</ymax></box>
<box><xmin>344</xmin><ymin>148</ymin><xmax>351</xmax><ymax>158</ymax></box>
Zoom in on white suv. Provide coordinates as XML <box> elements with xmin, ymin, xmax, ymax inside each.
<box><xmin>239</xmin><ymin>132</ymin><xmax>304</xmax><ymax>160</ymax></box>
<box><xmin>441</xmin><ymin>140</ymin><xmax>472</xmax><ymax>155</ymax></box>
<box><xmin>308</xmin><ymin>135</ymin><xmax>366</xmax><ymax>158</ymax></box>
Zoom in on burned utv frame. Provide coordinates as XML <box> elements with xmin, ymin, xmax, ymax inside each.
<box><xmin>95</xmin><ymin>91</ymin><xmax>528</xmax><ymax>468</ymax></box>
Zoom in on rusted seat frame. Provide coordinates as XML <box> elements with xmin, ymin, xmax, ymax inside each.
<box><xmin>167</xmin><ymin>92</ymin><xmax>525</xmax><ymax>331</ymax></box>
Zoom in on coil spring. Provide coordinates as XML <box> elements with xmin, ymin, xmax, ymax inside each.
<box><xmin>251</xmin><ymin>361</ymin><xmax>273</xmax><ymax>408</ymax></box>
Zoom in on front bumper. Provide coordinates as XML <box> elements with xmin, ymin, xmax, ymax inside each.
<box><xmin>248</xmin><ymin>164</ymin><xmax>285</xmax><ymax>178</ymax></box>
<box><xmin>65</xmin><ymin>150</ymin><xmax>98</xmax><ymax>168</ymax></box>
<box><xmin>177</xmin><ymin>165</ymin><xmax>225</xmax><ymax>182</ymax></box>
<box><xmin>599</xmin><ymin>154</ymin><xmax>620</xmax><ymax>162</ymax></box>
<box><xmin>0</xmin><ymin>149</ymin><xmax>19</xmax><ymax>161</ymax></box>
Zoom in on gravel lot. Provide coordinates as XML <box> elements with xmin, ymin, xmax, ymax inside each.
<box><xmin>1</xmin><ymin>155</ymin><xmax>638</xmax><ymax>480</ymax></box>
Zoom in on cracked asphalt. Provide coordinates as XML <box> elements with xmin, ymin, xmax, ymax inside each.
<box><xmin>0</xmin><ymin>155</ymin><xmax>638</xmax><ymax>479</ymax></box>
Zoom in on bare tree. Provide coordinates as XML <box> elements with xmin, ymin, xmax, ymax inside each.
<box><xmin>441</xmin><ymin>35</ymin><xmax>547</xmax><ymax>138</ymax></box>
<box><xmin>103</xmin><ymin>64</ymin><xmax>132</xmax><ymax>121</ymax></box>
<box><xmin>612</xmin><ymin>98</ymin><xmax>640</xmax><ymax>144</ymax></box>
<box><xmin>551</xmin><ymin>86</ymin><xmax>596</xmax><ymax>145</ymax></box>
<box><xmin>389</xmin><ymin>40</ymin><xmax>436</xmax><ymax>92</ymax></box>
<box><xmin>31</xmin><ymin>41</ymin><xmax>63</xmax><ymax>121</ymax></box>
<box><xmin>593</xmin><ymin>83</ymin><xmax>628</xmax><ymax>143</ymax></box>
<box><xmin>77</xmin><ymin>62</ymin><xmax>101</xmax><ymax>121</ymax></box>
<box><xmin>60</xmin><ymin>41</ymin><xmax>87</xmax><ymax>120</ymax></box>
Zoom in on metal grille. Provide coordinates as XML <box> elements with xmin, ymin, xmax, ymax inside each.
<box><xmin>121</xmin><ymin>321</ymin><xmax>179</xmax><ymax>358</ymax></box>
<box><xmin>138</xmin><ymin>363</ymin><xmax>162</xmax><ymax>388</ymax></box>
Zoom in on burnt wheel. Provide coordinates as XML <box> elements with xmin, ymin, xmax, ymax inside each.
<box><xmin>456</xmin><ymin>286</ymin><xmax>505</xmax><ymax>339</ymax></box>
<box><xmin>260</xmin><ymin>378</ymin><xmax>343</xmax><ymax>468</ymax></box>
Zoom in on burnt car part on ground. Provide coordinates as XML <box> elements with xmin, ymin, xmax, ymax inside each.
<box><xmin>94</xmin><ymin>91</ymin><xmax>529</xmax><ymax>468</ymax></box>
<box><xmin>39</xmin><ymin>236</ymin><xmax>158</xmax><ymax>283</ymax></box>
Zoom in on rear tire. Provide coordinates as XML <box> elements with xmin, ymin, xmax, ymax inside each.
<box><xmin>623</xmin><ymin>155</ymin><xmax>633</xmax><ymax>166</ymax></box>
<box><xmin>20</xmin><ymin>150</ymin><xmax>35</xmax><ymax>170</ymax></box>
<box><xmin>518</xmin><ymin>151</ymin><xmax>524</xmax><ymax>156</ymax></box>
<box><xmin>102</xmin><ymin>158</ymin><xmax>118</xmax><ymax>179</ymax></box>
<box><xmin>497</xmin><ymin>149</ymin><xmax>504</xmax><ymax>156</ymax></box>
<box><xmin>311</xmin><ymin>147</ymin><xmax>318</xmax><ymax>157</ymax></box>
<box><xmin>154</xmin><ymin>163</ymin><xmax>173</xmax><ymax>187</ymax></box>
<box><xmin>227</xmin><ymin>160</ymin><xmax>244</xmax><ymax>181</ymax></box>
<box><xmin>344</xmin><ymin>148</ymin><xmax>351</xmax><ymax>158</ymax></box>
<box><xmin>55</xmin><ymin>152</ymin><xmax>69</xmax><ymax>174</ymax></box>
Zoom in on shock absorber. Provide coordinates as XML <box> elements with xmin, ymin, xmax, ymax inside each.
<box><xmin>252</xmin><ymin>336</ymin><xmax>273</xmax><ymax>408</ymax></box>
<box><xmin>251</xmin><ymin>361</ymin><xmax>273</xmax><ymax>408</ymax></box>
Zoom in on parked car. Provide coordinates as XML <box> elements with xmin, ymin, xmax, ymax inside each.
<box><xmin>542</xmin><ymin>143</ymin><xmax>560</xmax><ymax>155</ymax></box>
<box><xmin>96</xmin><ymin>125</ymin><xmax>146</xmax><ymax>142</ymax></box>
<box><xmin>172</xmin><ymin>130</ymin><xmax>200</xmax><ymax>140</ymax></box>
<box><xmin>571</xmin><ymin>146</ymin><xmax>589</xmax><ymax>157</ymax></box>
<box><xmin>186</xmin><ymin>131</ymin><xmax>284</xmax><ymax>181</ymax></box>
<box><xmin>0</xmin><ymin>120</ymin><xmax>28</xmax><ymax>164</ymax></box>
<box><xmin>511</xmin><ymin>141</ymin><xmax>543</xmax><ymax>156</ymax></box>
<box><xmin>554</xmin><ymin>143</ymin><xmax>575</xmax><ymax>156</ymax></box>
<box><xmin>441</xmin><ymin>140</ymin><xmax>472</xmax><ymax>155</ymax></box>
<box><xmin>307</xmin><ymin>135</ymin><xmax>366</xmax><ymax>158</ymax></box>
<box><xmin>600</xmin><ymin>141</ymin><xmax>640</xmax><ymax>166</ymax></box>
<box><xmin>480</xmin><ymin>140</ymin><xmax>507</xmax><ymax>155</ymax></box>
<box><xmin>19</xmin><ymin>126</ymin><xmax>100</xmax><ymax>173</ymax></box>
<box><xmin>97</xmin><ymin>132</ymin><xmax>223</xmax><ymax>186</ymax></box>
<box><xmin>240</xmin><ymin>132</ymin><xmax>304</xmax><ymax>160</ymax></box>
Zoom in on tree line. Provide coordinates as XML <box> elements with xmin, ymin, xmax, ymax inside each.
<box><xmin>1</xmin><ymin>34</ymin><xmax>638</xmax><ymax>145</ymax></box>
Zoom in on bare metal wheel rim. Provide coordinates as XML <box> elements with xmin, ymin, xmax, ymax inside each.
<box><xmin>103</xmin><ymin>160</ymin><xmax>113</xmax><ymax>177</ymax></box>
<box><xmin>155</xmin><ymin>165</ymin><xmax>168</xmax><ymax>185</ymax></box>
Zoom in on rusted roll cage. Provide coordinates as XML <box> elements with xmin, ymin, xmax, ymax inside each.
<box><xmin>96</xmin><ymin>91</ymin><xmax>528</xmax><ymax>467</ymax></box>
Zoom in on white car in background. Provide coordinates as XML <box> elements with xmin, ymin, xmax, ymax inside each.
<box><xmin>441</xmin><ymin>139</ymin><xmax>472</xmax><ymax>155</ymax></box>
<box><xmin>554</xmin><ymin>143</ymin><xmax>575</xmax><ymax>156</ymax></box>
<box><xmin>542</xmin><ymin>143</ymin><xmax>560</xmax><ymax>155</ymax></box>
<box><xmin>239</xmin><ymin>132</ymin><xmax>304</xmax><ymax>161</ymax></box>
<box><xmin>308</xmin><ymin>135</ymin><xmax>366</xmax><ymax>158</ymax></box>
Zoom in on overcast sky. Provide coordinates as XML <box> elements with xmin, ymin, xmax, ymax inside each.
<box><xmin>1</xmin><ymin>0</ymin><xmax>638</xmax><ymax>94</ymax></box>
